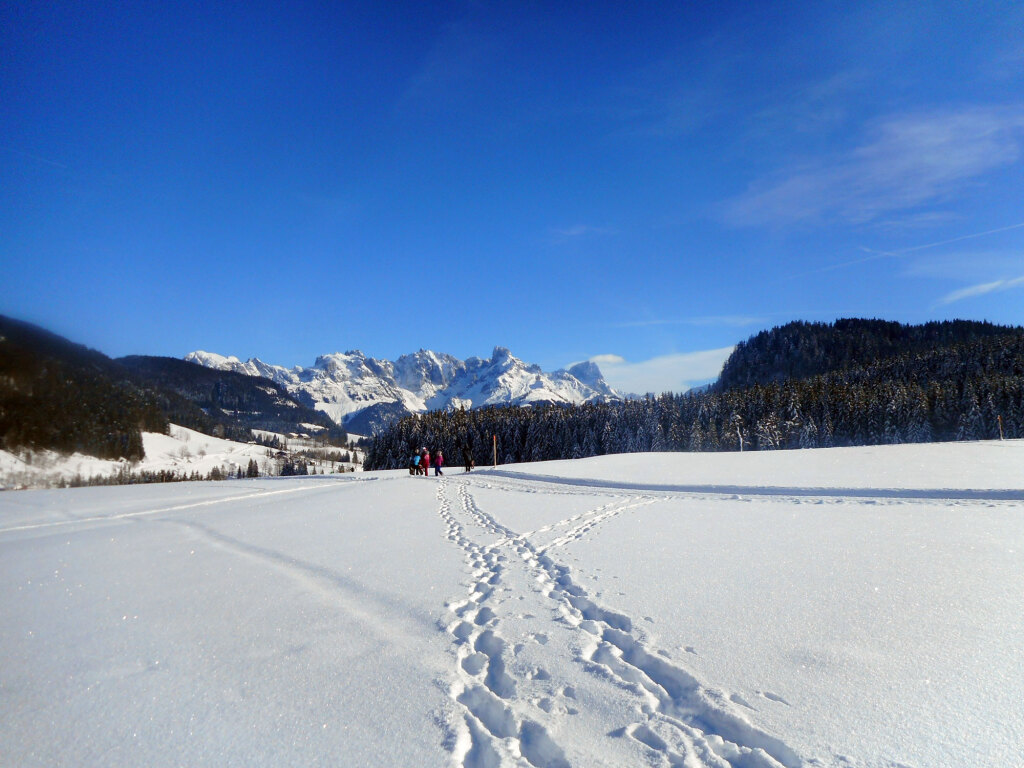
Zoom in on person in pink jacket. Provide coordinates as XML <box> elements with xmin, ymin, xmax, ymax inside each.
<box><xmin>434</xmin><ymin>450</ymin><xmax>444</xmax><ymax>476</ymax></box>
<box><xmin>421</xmin><ymin>448</ymin><xmax>430</xmax><ymax>478</ymax></box>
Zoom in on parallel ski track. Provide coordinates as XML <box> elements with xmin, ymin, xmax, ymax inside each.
<box><xmin>0</xmin><ymin>479</ymin><xmax>366</xmax><ymax>535</ymax></box>
<box><xmin>479</xmin><ymin>469</ymin><xmax>1024</xmax><ymax>503</ymax></box>
<box><xmin>438</xmin><ymin>474</ymin><xmax>804</xmax><ymax>768</ymax></box>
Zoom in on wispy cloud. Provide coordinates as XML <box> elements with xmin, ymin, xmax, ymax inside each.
<box><xmin>548</xmin><ymin>224</ymin><xmax>617</xmax><ymax>244</ymax></box>
<box><xmin>785</xmin><ymin>220</ymin><xmax>1024</xmax><ymax>280</ymax></box>
<box><xmin>1</xmin><ymin>145</ymin><xmax>69</xmax><ymax>170</ymax></box>
<box><xmin>902</xmin><ymin>249</ymin><xmax>1024</xmax><ymax>281</ymax></box>
<box><xmin>937</xmin><ymin>275</ymin><xmax>1024</xmax><ymax>306</ymax></box>
<box><xmin>872</xmin><ymin>211</ymin><xmax>962</xmax><ymax>230</ymax></box>
<box><xmin>722</xmin><ymin>106</ymin><xmax>1024</xmax><ymax>227</ymax></box>
<box><xmin>750</xmin><ymin>70</ymin><xmax>868</xmax><ymax>137</ymax></box>
<box><xmin>395</xmin><ymin>20</ymin><xmax>499</xmax><ymax>113</ymax></box>
<box><xmin>582</xmin><ymin>347</ymin><xmax>735</xmax><ymax>395</ymax></box>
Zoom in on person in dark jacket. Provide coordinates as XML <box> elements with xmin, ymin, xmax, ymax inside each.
<box><xmin>462</xmin><ymin>444</ymin><xmax>473</xmax><ymax>472</ymax></box>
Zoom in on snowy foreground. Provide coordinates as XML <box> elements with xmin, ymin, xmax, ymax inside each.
<box><xmin>2</xmin><ymin>442</ymin><xmax>1022</xmax><ymax>767</ymax></box>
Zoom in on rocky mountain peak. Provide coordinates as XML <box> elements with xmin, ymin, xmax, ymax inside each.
<box><xmin>187</xmin><ymin>345</ymin><xmax>620</xmax><ymax>433</ymax></box>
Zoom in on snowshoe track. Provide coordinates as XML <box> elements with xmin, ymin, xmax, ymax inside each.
<box><xmin>437</xmin><ymin>476</ymin><xmax>803</xmax><ymax>768</ymax></box>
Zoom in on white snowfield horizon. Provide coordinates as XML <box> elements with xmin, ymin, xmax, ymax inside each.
<box><xmin>1</xmin><ymin>442</ymin><xmax>1021</xmax><ymax>767</ymax></box>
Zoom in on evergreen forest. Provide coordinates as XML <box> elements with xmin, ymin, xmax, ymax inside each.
<box><xmin>0</xmin><ymin>315</ymin><xmax>346</xmax><ymax>462</ymax></box>
<box><xmin>0</xmin><ymin>316</ymin><xmax>168</xmax><ymax>460</ymax></box>
<box><xmin>365</xmin><ymin>319</ymin><xmax>1024</xmax><ymax>470</ymax></box>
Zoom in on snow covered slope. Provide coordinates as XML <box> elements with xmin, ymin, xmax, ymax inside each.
<box><xmin>1</xmin><ymin>440</ymin><xmax>1021</xmax><ymax>767</ymax></box>
<box><xmin>0</xmin><ymin>424</ymin><xmax>358</xmax><ymax>489</ymax></box>
<box><xmin>185</xmin><ymin>346</ymin><xmax>618</xmax><ymax>430</ymax></box>
<box><xmin>0</xmin><ymin>425</ymin><xmax>275</xmax><ymax>488</ymax></box>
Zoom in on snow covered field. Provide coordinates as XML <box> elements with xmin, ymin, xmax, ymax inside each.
<box><xmin>0</xmin><ymin>424</ymin><xmax>361</xmax><ymax>489</ymax></box>
<box><xmin>1</xmin><ymin>442</ymin><xmax>1022</xmax><ymax>767</ymax></box>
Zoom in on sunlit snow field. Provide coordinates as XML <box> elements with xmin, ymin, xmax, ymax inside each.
<box><xmin>2</xmin><ymin>442</ymin><xmax>1022</xmax><ymax>767</ymax></box>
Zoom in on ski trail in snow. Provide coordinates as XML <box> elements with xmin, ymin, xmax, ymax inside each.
<box><xmin>164</xmin><ymin>517</ymin><xmax>439</xmax><ymax>642</ymax></box>
<box><xmin>439</xmin><ymin>475</ymin><xmax>804</xmax><ymax>768</ymax></box>
<box><xmin>0</xmin><ymin>480</ymin><xmax>362</xmax><ymax>534</ymax></box>
<box><xmin>480</xmin><ymin>469</ymin><xmax>1024</xmax><ymax>502</ymax></box>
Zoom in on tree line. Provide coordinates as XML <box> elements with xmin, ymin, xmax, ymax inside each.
<box><xmin>365</xmin><ymin>327</ymin><xmax>1024</xmax><ymax>469</ymax></box>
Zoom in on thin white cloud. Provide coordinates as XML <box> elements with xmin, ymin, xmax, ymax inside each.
<box><xmin>902</xmin><ymin>249</ymin><xmax>1024</xmax><ymax>280</ymax></box>
<box><xmin>588</xmin><ymin>353</ymin><xmax>626</xmax><ymax>365</ymax></box>
<box><xmin>1</xmin><ymin>145</ymin><xmax>69</xmax><ymax>170</ymax></box>
<box><xmin>723</xmin><ymin>106</ymin><xmax>1024</xmax><ymax>226</ymax></box>
<box><xmin>584</xmin><ymin>347</ymin><xmax>735</xmax><ymax>395</ymax></box>
<box><xmin>937</xmin><ymin>275</ymin><xmax>1024</xmax><ymax>305</ymax></box>
<box><xmin>395</xmin><ymin>20</ymin><xmax>498</xmax><ymax>113</ymax></box>
<box><xmin>873</xmin><ymin>211</ymin><xmax>961</xmax><ymax>230</ymax></box>
<box><xmin>785</xmin><ymin>221</ymin><xmax>1024</xmax><ymax>280</ymax></box>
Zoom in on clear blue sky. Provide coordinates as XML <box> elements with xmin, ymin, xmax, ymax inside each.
<box><xmin>3</xmin><ymin>1</ymin><xmax>1023</xmax><ymax>393</ymax></box>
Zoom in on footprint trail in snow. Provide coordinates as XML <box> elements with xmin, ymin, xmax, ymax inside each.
<box><xmin>436</xmin><ymin>475</ymin><xmax>804</xmax><ymax>768</ymax></box>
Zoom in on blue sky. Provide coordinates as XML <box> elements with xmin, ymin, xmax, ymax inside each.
<box><xmin>2</xmin><ymin>1</ymin><xmax>1023</xmax><ymax>394</ymax></box>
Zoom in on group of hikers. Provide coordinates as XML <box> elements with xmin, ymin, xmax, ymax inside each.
<box><xmin>409</xmin><ymin>444</ymin><xmax>475</xmax><ymax>476</ymax></box>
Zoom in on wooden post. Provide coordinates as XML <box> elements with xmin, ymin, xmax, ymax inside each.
<box><xmin>493</xmin><ymin>434</ymin><xmax>497</xmax><ymax>468</ymax></box>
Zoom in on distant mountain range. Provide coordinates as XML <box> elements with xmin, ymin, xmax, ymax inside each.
<box><xmin>10</xmin><ymin>313</ymin><xmax>1020</xmax><ymax>469</ymax></box>
<box><xmin>185</xmin><ymin>347</ymin><xmax>620</xmax><ymax>434</ymax></box>
<box><xmin>366</xmin><ymin>318</ymin><xmax>1024</xmax><ymax>469</ymax></box>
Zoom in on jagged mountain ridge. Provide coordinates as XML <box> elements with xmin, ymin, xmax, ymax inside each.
<box><xmin>185</xmin><ymin>346</ymin><xmax>619</xmax><ymax>433</ymax></box>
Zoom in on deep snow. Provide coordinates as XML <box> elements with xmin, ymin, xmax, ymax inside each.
<box><xmin>0</xmin><ymin>424</ymin><xmax>360</xmax><ymax>489</ymax></box>
<box><xmin>1</xmin><ymin>442</ymin><xmax>1021</xmax><ymax>767</ymax></box>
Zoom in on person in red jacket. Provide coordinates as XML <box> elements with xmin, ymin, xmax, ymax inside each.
<box><xmin>421</xmin><ymin>448</ymin><xmax>430</xmax><ymax>478</ymax></box>
<box><xmin>434</xmin><ymin>450</ymin><xmax>444</xmax><ymax>476</ymax></box>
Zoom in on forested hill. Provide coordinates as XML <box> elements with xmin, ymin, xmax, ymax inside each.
<box><xmin>365</xmin><ymin>321</ymin><xmax>1024</xmax><ymax>469</ymax></box>
<box><xmin>716</xmin><ymin>319</ymin><xmax>1023</xmax><ymax>391</ymax></box>
<box><xmin>117</xmin><ymin>356</ymin><xmax>346</xmax><ymax>443</ymax></box>
<box><xmin>0</xmin><ymin>315</ymin><xmax>169</xmax><ymax>460</ymax></box>
<box><xmin>0</xmin><ymin>315</ymin><xmax>345</xmax><ymax>462</ymax></box>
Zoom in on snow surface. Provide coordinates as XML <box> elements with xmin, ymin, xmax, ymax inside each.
<box><xmin>0</xmin><ymin>425</ymin><xmax>363</xmax><ymax>490</ymax></box>
<box><xmin>0</xmin><ymin>425</ymin><xmax>286</xmax><ymax>489</ymax></box>
<box><xmin>1</xmin><ymin>441</ymin><xmax>1022</xmax><ymax>767</ymax></box>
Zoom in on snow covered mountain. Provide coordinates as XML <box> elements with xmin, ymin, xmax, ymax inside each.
<box><xmin>185</xmin><ymin>347</ymin><xmax>619</xmax><ymax>432</ymax></box>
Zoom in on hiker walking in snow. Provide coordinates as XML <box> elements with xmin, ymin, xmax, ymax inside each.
<box><xmin>462</xmin><ymin>444</ymin><xmax>473</xmax><ymax>472</ymax></box>
<box><xmin>434</xmin><ymin>450</ymin><xmax>444</xmax><ymax>476</ymax></box>
<box><xmin>410</xmin><ymin>453</ymin><xmax>420</xmax><ymax>475</ymax></box>
<box><xmin>421</xmin><ymin>448</ymin><xmax>431</xmax><ymax>478</ymax></box>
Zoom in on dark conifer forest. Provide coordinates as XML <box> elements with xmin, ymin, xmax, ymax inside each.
<box><xmin>0</xmin><ymin>316</ymin><xmax>168</xmax><ymax>460</ymax></box>
<box><xmin>117</xmin><ymin>356</ymin><xmax>347</xmax><ymax>443</ymax></box>
<box><xmin>365</xmin><ymin>319</ymin><xmax>1024</xmax><ymax>470</ymax></box>
<box><xmin>0</xmin><ymin>315</ymin><xmax>346</xmax><ymax>461</ymax></box>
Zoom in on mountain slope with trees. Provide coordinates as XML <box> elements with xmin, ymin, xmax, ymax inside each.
<box><xmin>117</xmin><ymin>356</ymin><xmax>347</xmax><ymax>443</ymax></box>
<box><xmin>366</xmin><ymin>319</ymin><xmax>1024</xmax><ymax>469</ymax></box>
<box><xmin>0</xmin><ymin>316</ymin><xmax>346</xmax><ymax>462</ymax></box>
<box><xmin>716</xmin><ymin>318</ymin><xmax>1017</xmax><ymax>390</ymax></box>
<box><xmin>0</xmin><ymin>315</ymin><xmax>168</xmax><ymax>460</ymax></box>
